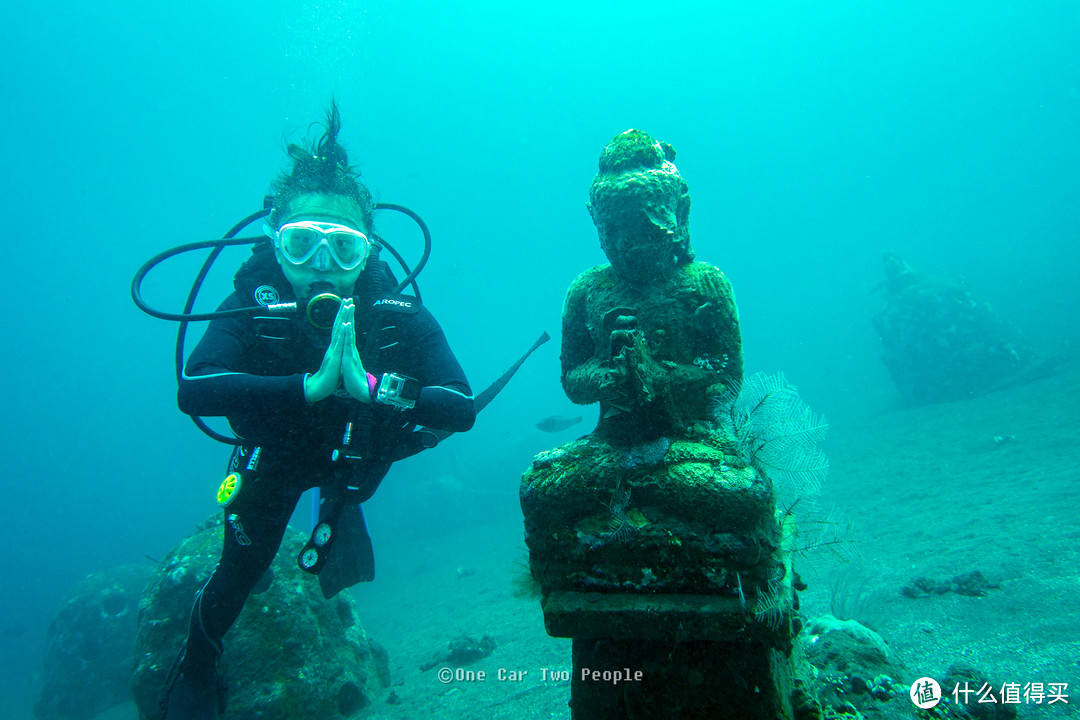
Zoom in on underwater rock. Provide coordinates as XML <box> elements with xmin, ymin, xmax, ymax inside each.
<box><xmin>418</xmin><ymin>635</ymin><xmax>497</xmax><ymax>671</ymax></box>
<box><xmin>34</xmin><ymin>563</ymin><xmax>154</xmax><ymax>720</ymax></box>
<box><xmin>804</xmin><ymin>616</ymin><xmax>892</xmax><ymax>666</ymax></box>
<box><xmin>132</xmin><ymin>517</ymin><xmax>388</xmax><ymax>720</ymax></box>
<box><xmin>901</xmin><ymin>570</ymin><xmax>999</xmax><ymax>599</ymax></box>
<box><xmin>873</xmin><ymin>252</ymin><xmax>1030</xmax><ymax>405</ymax></box>
<box><xmin>950</xmin><ymin>570</ymin><xmax>999</xmax><ymax>597</ymax></box>
<box><xmin>901</xmin><ymin>576</ymin><xmax>952</xmax><ymax>598</ymax></box>
<box><xmin>802</xmin><ymin>616</ymin><xmax>907</xmax><ymax>717</ymax></box>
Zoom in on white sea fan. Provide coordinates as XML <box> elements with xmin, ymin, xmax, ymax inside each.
<box><xmin>714</xmin><ymin>372</ymin><xmax>829</xmax><ymax>509</ymax></box>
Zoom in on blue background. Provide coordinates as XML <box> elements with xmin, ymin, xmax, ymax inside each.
<box><xmin>1</xmin><ymin>1</ymin><xmax>1078</xmax><ymax>716</ymax></box>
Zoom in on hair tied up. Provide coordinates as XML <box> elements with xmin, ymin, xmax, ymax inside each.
<box><xmin>269</xmin><ymin>98</ymin><xmax>374</xmax><ymax>231</ymax></box>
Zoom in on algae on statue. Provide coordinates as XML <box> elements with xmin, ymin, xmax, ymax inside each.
<box><xmin>560</xmin><ymin>129</ymin><xmax>743</xmax><ymax>444</ymax></box>
<box><xmin>523</xmin><ymin>130</ymin><xmax>807</xmax><ymax>719</ymax></box>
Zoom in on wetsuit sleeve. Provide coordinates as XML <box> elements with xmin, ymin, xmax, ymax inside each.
<box><xmin>178</xmin><ymin>293</ymin><xmax>309</xmax><ymax>420</ymax></box>
<box><xmin>380</xmin><ymin>306</ymin><xmax>475</xmax><ymax>432</ymax></box>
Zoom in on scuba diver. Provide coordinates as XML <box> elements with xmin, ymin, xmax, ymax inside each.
<box><xmin>157</xmin><ymin>102</ymin><xmax>475</xmax><ymax>719</ymax></box>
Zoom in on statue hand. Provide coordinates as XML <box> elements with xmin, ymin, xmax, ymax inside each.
<box><xmin>607</xmin><ymin>329</ymin><xmax>655</xmax><ymax>405</ymax></box>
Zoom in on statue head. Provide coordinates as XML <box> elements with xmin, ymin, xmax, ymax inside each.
<box><xmin>587</xmin><ymin>129</ymin><xmax>693</xmax><ymax>285</ymax></box>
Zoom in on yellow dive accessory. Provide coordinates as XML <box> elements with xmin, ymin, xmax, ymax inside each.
<box><xmin>217</xmin><ymin>472</ymin><xmax>242</xmax><ymax>507</ymax></box>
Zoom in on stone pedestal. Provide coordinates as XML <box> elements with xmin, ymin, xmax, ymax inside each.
<box><xmin>570</xmin><ymin>637</ymin><xmax>795</xmax><ymax>720</ymax></box>
<box><xmin>521</xmin><ymin>433</ymin><xmax>798</xmax><ymax>719</ymax></box>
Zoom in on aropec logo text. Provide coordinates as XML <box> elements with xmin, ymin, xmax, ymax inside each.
<box><xmin>373</xmin><ymin>298</ymin><xmax>413</xmax><ymax>309</ymax></box>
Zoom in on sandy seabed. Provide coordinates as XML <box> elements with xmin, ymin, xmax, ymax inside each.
<box><xmin>344</xmin><ymin>360</ymin><xmax>1080</xmax><ymax>719</ymax></box>
<box><xmin>93</xmin><ymin>359</ymin><xmax>1080</xmax><ymax>720</ymax></box>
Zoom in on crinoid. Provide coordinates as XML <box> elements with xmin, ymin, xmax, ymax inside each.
<box><xmin>591</xmin><ymin>482</ymin><xmax>634</xmax><ymax>549</ymax></box>
<box><xmin>714</xmin><ymin>372</ymin><xmax>829</xmax><ymax>510</ymax></box>
<box><xmin>714</xmin><ymin>373</ymin><xmax>856</xmax><ymax>575</ymax></box>
<box><xmin>753</xmin><ymin>573</ymin><xmax>787</xmax><ymax>630</ymax></box>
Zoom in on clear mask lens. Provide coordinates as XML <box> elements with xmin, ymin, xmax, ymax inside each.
<box><xmin>275</xmin><ymin>222</ymin><xmax>369</xmax><ymax>270</ymax></box>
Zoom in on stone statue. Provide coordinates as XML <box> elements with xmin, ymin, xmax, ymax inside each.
<box><xmin>561</xmin><ymin>129</ymin><xmax>743</xmax><ymax>443</ymax></box>
<box><xmin>523</xmin><ymin>130</ymin><xmax>809</xmax><ymax>719</ymax></box>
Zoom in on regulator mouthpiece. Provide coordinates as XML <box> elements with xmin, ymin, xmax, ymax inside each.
<box><xmin>306</xmin><ymin>291</ymin><xmax>342</xmax><ymax>330</ymax></box>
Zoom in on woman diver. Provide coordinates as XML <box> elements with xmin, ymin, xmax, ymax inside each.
<box><xmin>161</xmin><ymin>101</ymin><xmax>475</xmax><ymax>719</ymax></box>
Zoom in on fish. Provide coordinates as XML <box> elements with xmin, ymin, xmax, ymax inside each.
<box><xmin>535</xmin><ymin>415</ymin><xmax>583</xmax><ymax>432</ymax></box>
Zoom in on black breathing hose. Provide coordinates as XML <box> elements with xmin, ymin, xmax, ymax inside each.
<box><xmin>175</xmin><ymin>209</ymin><xmax>271</xmax><ymax>444</ymax></box>
<box><xmin>132</xmin><ymin>203</ymin><xmax>432</xmax><ymax>445</ymax></box>
<box><xmin>378</xmin><ymin>203</ymin><xmax>431</xmax><ymax>300</ymax></box>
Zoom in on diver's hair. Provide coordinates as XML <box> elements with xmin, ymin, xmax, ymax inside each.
<box><xmin>588</xmin><ymin>129</ymin><xmax>694</xmax><ymax>264</ymax></box>
<box><xmin>269</xmin><ymin>99</ymin><xmax>375</xmax><ymax>231</ymax></box>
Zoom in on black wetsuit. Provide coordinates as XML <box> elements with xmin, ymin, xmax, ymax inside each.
<box><xmin>175</xmin><ymin>246</ymin><xmax>474</xmax><ymax>674</ymax></box>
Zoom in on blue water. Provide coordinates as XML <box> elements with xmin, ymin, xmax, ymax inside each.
<box><xmin>2</xmin><ymin>1</ymin><xmax>1078</xmax><ymax>717</ymax></box>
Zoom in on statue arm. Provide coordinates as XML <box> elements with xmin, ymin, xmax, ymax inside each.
<box><xmin>703</xmin><ymin>267</ymin><xmax>744</xmax><ymax>391</ymax></box>
<box><xmin>560</xmin><ymin>274</ymin><xmax>613</xmax><ymax>404</ymax></box>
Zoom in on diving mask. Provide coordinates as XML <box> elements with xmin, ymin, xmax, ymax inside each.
<box><xmin>267</xmin><ymin>220</ymin><xmax>370</xmax><ymax>270</ymax></box>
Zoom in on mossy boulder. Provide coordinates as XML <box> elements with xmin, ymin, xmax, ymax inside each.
<box><xmin>35</xmin><ymin>563</ymin><xmax>154</xmax><ymax>720</ymax></box>
<box><xmin>132</xmin><ymin>517</ymin><xmax>389</xmax><ymax>720</ymax></box>
<box><xmin>801</xmin><ymin>616</ymin><xmax>906</xmax><ymax>717</ymax></box>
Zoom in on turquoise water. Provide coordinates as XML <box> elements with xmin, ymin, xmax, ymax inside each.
<box><xmin>1</xmin><ymin>1</ymin><xmax>1078</xmax><ymax>717</ymax></box>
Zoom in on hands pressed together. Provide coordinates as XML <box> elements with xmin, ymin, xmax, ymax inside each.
<box><xmin>303</xmin><ymin>299</ymin><xmax>371</xmax><ymax>404</ymax></box>
<box><xmin>606</xmin><ymin>327</ymin><xmax>656</xmax><ymax>406</ymax></box>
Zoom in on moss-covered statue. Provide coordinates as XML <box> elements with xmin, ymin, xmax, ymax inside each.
<box><xmin>562</xmin><ymin>129</ymin><xmax>743</xmax><ymax>443</ymax></box>
<box><xmin>523</xmin><ymin>130</ymin><xmax>807</xmax><ymax>720</ymax></box>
